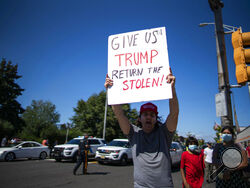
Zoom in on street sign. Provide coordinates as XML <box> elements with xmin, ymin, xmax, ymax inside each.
<box><xmin>215</xmin><ymin>92</ymin><xmax>228</xmax><ymax>117</ymax></box>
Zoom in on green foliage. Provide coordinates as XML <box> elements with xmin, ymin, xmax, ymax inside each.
<box><xmin>172</xmin><ymin>130</ymin><xmax>179</xmax><ymax>142</ymax></box>
<box><xmin>198</xmin><ymin>139</ymin><xmax>205</xmax><ymax>146</ymax></box>
<box><xmin>71</xmin><ymin>90</ymin><xmax>138</xmax><ymax>142</ymax></box>
<box><xmin>0</xmin><ymin>58</ymin><xmax>25</xmax><ymax>132</ymax></box>
<box><xmin>0</xmin><ymin>119</ymin><xmax>15</xmax><ymax>139</ymax></box>
<box><xmin>213</xmin><ymin>125</ymin><xmax>222</xmax><ymax>143</ymax></box>
<box><xmin>21</xmin><ymin>100</ymin><xmax>60</xmax><ymax>140</ymax></box>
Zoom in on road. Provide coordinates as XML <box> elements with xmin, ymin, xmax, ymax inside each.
<box><xmin>0</xmin><ymin>159</ymin><xmax>215</xmax><ymax>188</ymax></box>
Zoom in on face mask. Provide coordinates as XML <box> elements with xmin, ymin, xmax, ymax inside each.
<box><xmin>221</xmin><ymin>134</ymin><xmax>232</xmax><ymax>142</ymax></box>
<box><xmin>188</xmin><ymin>145</ymin><xmax>198</xmax><ymax>151</ymax></box>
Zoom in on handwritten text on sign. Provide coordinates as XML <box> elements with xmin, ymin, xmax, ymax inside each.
<box><xmin>108</xmin><ymin>27</ymin><xmax>172</xmax><ymax>105</ymax></box>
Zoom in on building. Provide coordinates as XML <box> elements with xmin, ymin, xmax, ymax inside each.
<box><xmin>236</xmin><ymin>126</ymin><xmax>250</xmax><ymax>148</ymax></box>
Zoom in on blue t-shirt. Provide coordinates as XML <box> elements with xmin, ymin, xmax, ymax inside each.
<box><xmin>128</xmin><ymin>124</ymin><xmax>174</xmax><ymax>188</ymax></box>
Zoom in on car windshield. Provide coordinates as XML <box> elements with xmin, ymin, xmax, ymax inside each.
<box><xmin>107</xmin><ymin>140</ymin><xmax>128</xmax><ymax>147</ymax></box>
<box><xmin>66</xmin><ymin>139</ymin><xmax>80</xmax><ymax>145</ymax></box>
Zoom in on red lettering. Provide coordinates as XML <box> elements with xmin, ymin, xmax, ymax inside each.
<box><xmin>136</xmin><ymin>79</ymin><xmax>141</xmax><ymax>89</ymax></box>
<box><xmin>123</xmin><ymin>80</ymin><xmax>129</xmax><ymax>91</ymax></box>
<box><xmin>115</xmin><ymin>54</ymin><xmax>124</xmax><ymax>66</ymax></box>
<box><xmin>130</xmin><ymin>80</ymin><xmax>136</xmax><ymax>90</ymax></box>
<box><xmin>140</xmin><ymin>51</ymin><xmax>148</xmax><ymax>64</ymax></box>
<box><xmin>146</xmin><ymin>78</ymin><xmax>151</xmax><ymax>88</ymax></box>
<box><xmin>122</xmin><ymin>77</ymin><xmax>163</xmax><ymax>90</ymax></box>
<box><xmin>125</xmin><ymin>53</ymin><xmax>132</xmax><ymax>66</ymax></box>
<box><xmin>152</xmin><ymin>77</ymin><xmax>159</xmax><ymax>87</ymax></box>
<box><xmin>134</xmin><ymin>52</ymin><xmax>139</xmax><ymax>65</ymax></box>
<box><xmin>114</xmin><ymin>50</ymin><xmax>158</xmax><ymax>67</ymax></box>
<box><xmin>150</xmin><ymin>49</ymin><xmax>158</xmax><ymax>63</ymax></box>
<box><xmin>141</xmin><ymin>79</ymin><xmax>145</xmax><ymax>88</ymax></box>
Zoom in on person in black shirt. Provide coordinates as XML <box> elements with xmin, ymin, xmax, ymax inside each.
<box><xmin>73</xmin><ymin>134</ymin><xmax>89</xmax><ymax>175</ymax></box>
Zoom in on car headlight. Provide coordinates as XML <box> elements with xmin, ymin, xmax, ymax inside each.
<box><xmin>112</xmin><ymin>150</ymin><xmax>120</xmax><ymax>154</ymax></box>
<box><xmin>65</xmin><ymin>147</ymin><xmax>74</xmax><ymax>150</ymax></box>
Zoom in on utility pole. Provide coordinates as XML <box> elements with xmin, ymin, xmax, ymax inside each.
<box><xmin>103</xmin><ymin>91</ymin><xmax>108</xmax><ymax>139</ymax></box>
<box><xmin>209</xmin><ymin>0</ymin><xmax>233</xmax><ymax>127</ymax></box>
<box><xmin>65</xmin><ymin>123</ymin><xmax>70</xmax><ymax>143</ymax></box>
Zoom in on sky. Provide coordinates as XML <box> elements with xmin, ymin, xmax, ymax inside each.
<box><xmin>1</xmin><ymin>0</ymin><xmax>250</xmax><ymax>142</ymax></box>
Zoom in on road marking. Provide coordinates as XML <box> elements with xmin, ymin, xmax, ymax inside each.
<box><xmin>46</xmin><ymin>158</ymin><xmax>98</xmax><ymax>164</ymax></box>
<box><xmin>88</xmin><ymin>161</ymin><xmax>97</xmax><ymax>164</ymax></box>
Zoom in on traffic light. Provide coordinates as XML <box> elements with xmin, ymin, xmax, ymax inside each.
<box><xmin>231</xmin><ymin>29</ymin><xmax>250</xmax><ymax>85</ymax></box>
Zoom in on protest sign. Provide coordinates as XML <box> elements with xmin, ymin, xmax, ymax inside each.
<box><xmin>108</xmin><ymin>27</ymin><xmax>172</xmax><ymax>105</ymax></box>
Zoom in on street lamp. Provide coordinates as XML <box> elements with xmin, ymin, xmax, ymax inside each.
<box><xmin>199</xmin><ymin>20</ymin><xmax>235</xmax><ymax>128</ymax></box>
<box><xmin>199</xmin><ymin>22</ymin><xmax>239</xmax><ymax>34</ymax></box>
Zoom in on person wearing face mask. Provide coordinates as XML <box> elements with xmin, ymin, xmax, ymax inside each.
<box><xmin>180</xmin><ymin>136</ymin><xmax>205</xmax><ymax>188</ymax></box>
<box><xmin>212</xmin><ymin>126</ymin><xmax>248</xmax><ymax>188</ymax></box>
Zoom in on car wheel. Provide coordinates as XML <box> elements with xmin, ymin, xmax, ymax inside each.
<box><xmin>120</xmin><ymin>155</ymin><xmax>128</xmax><ymax>166</ymax></box>
<box><xmin>5</xmin><ymin>152</ymin><xmax>15</xmax><ymax>161</ymax></box>
<box><xmin>39</xmin><ymin>151</ymin><xmax>47</xmax><ymax>160</ymax></box>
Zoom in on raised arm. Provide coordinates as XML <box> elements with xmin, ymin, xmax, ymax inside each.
<box><xmin>111</xmin><ymin>105</ymin><xmax>130</xmax><ymax>135</ymax></box>
<box><xmin>104</xmin><ymin>75</ymin><xmax>130</xmax><ymax>135</ymax></box>
<box><xmin>164</xmin><ymin>72</ymin><xmax>179</xmax><ymax>132</ymax></box>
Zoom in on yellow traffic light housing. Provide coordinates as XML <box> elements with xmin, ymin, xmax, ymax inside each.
<box><xmin>232</xmin><ymin>29</ymin><xmax>250</xmax><ymax>85</ymax></box>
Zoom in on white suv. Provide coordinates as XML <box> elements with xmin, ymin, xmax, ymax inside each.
<box><xmin>95</xmin><ymin>139</ymin><xmax>132</xmax><ymax>165</ymax></box>
<box><xmin>52</xmin><ymin>137</ymin><xmax>106</xmax><ymax>162</ymax></box>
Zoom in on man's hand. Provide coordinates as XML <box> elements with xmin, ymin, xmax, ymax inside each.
<box><xmin>166</xmin><ymin>67</ymin><xmax>176</xmax><ymax>87</ymax></box>
<box><xmin>104</xmin><ymin>74</ymin><xmax>113</xmax><ymax>88</ymax></box>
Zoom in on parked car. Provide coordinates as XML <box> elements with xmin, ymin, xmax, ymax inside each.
<box><xmin>52</xmin><ymin>137</ymin><xmax>106</xmax><ymax>162</ymax></box>
<box><xmin>0</xmin><ymin>141</ymin><xmax>50</xmax><ymax>161</ymax></box>
<box><xmin>95</xmin><ymin>139</ymin><xmax>132</xmax><ymax>165</ymax></box>
<box><xmin>170</xmin><ymin>141</ymin><xmax>183</xmax><ymax>166</ymax></box>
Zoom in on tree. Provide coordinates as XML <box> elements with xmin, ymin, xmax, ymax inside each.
<box><xmin>198</xmin><ymin>139</ymin><xmax>205</xmax><ymax>146</ymax></box>
<box><xmin>0</xmin><ymin>119</ymin><xmax>15</xmax><ymax>140</ymax></box>
<box><xmin>213</xmin><ymin>123</ymin><xmax>222</xmax><ymax>143</ymax></box>
<box><xmin>21</xmin><ymin>100</ymin><xmax>60</xmax><ymax>141</ymax></box>
<box><xmin>71</xmin><ymin>90</ymin><xmax>138</xmax><ymax>142</ymax></box>
<box><xmin>0</xmin><ymin>58</ymin><xmax>25</xmax><ymax>132</ymax></box>
<box><xmin>172</xmin><ymin>130</ymin><xmax>179</xmax><ymax>142</ymax></box>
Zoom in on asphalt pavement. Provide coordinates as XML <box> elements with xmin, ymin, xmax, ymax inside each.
<box><xmin>0</xmin><ymin>159</ymin><xmax>215</xmax><ymax>188</ymax></box>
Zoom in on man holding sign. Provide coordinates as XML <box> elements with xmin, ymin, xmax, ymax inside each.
<box><xmin>105</xmin><ymin>27</ymin><xmax>179</xmax><ymax>188</ymax></box>
<box><xmin>105</xmin><ymin>70</ymin><xmax>178</xmax><ymax>187</ymax></box>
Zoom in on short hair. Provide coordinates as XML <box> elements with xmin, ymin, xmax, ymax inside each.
<box><xmin>186</xmin><ymin>136</ymin><xmax>198</xmax><ymax>146</ymax></box>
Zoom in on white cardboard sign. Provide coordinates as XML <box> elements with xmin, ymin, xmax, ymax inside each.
<box><xmin>108</xmin><ymin>27</ymin><xmax>172</xmax><ymax>105</ymax></box>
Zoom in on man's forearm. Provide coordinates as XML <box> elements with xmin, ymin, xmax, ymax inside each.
<box><xmin>166</xmin><ymin>87</ymin><xmax>179</xmax><ymax>132</ymax></box>
<box><xmin>112</xmin><ymin>105</ymin><xmax>130</xmax><ymax>135</ymax></box>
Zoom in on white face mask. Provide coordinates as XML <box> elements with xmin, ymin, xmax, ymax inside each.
<box><xmin>188</xmin><ymin>145</ymin><xmax>198</xmax><ymax>151</ymax></box>
<box><xmin>221</xmin><ymin>134</ymin><xmax>232</xmax><ymax>142</ymax></box>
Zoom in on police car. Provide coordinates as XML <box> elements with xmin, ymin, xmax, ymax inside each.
<box><xmin>52</xmin><ymin>136</ymin><xmax>106</xmax><ymax>162</ymax></box>
<box><xmin>95</xmin><ymin>139</ymin><xmax>132</xmax><ymax>165</ymax></box>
